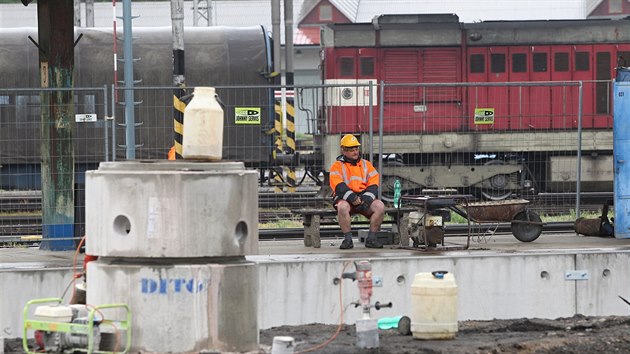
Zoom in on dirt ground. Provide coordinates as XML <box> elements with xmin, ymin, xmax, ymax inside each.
<box><xmin>259</xmin><ymin>315</ymin><xmax>630</xmax><ymax>354</ymax></box>
<box><xmin>5</xmin><ymin>315</ymin><xmax>630</xmax><ymax>353</ymax></box>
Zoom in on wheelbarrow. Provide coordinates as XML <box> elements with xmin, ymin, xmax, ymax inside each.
<box><xmin>452</xmin><ymin>199</ymin><xmax>543</xmax><ymax>242</ymax></box>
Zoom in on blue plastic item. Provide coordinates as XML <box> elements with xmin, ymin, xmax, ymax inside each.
<box><xmin>377</xmin><ymin>315</ymin><xmax>403</xmax><ymax>330</ymax></box>
<box><xmin>432</xmin><ymin>270</ymin><xmax>448</xmax><ymax>279</ymax></box>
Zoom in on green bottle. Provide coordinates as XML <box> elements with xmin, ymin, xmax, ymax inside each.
<box><xmin>393</xmin><ymin>179</ymin><xmax>401</xmax><ymax>208</ymax></box>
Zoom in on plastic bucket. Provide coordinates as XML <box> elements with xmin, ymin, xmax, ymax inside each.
<box><xmin>271</xmin><ymin>336</ymin><xmax>295</xmax><ymax>354</ymax></box>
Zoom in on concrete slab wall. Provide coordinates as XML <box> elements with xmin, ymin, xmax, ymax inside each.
<box><xmin>0</xmin><ymin>268</ymin><xmax>76</xmax><ymax>338</ymax></box>
<box><xmin>254</xmin><ymin>250</ymin><xmax>630</xmax><ymax>329</ymax></box>
<box><xmin>2</xmin><ymin>250</ymin><xmax>630</xmax><ymax>339</ymax></box>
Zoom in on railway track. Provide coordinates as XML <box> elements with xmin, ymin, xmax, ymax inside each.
<box><xmin>0</xmin><ymin>190</ymin><xmax>613</xmax><ymax>212</ymax></box>
<box><xmin>0</xmin><ymin>190</ymin><xmax>613</xmax><ymax>243</ymax></box>
<box><xmin>1</xmin><ymin>220</ymin><xmax>577</xmax><ymax>246</ymax></box>
<box><xmin>259</xmin><ymin>221</ymin><xmax>578</xmax><ymax>241</ymax></box>
<box><xmin>0</xmin><ymin>190</ymin><xmax>328</xmax><ymax>213</ymax></box>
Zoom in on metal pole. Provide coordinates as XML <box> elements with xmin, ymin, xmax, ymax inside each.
<box><xmin>368</xmin><ymin>82</ymin><xmax>373</xmax><ymax>163</ymax></box>
<box><xmin>111</xmin><ymin>84</ymin><xmax>117</xmax><ymax>161</ymax></box>
<box><xmin>283</xmin><ymin>0</ymin><xmax>296</xmax><ymax>191</ymax></box>
<box><xmin>122</xmin><ymin>0</ymin><xmax>135</xmax><ymax>159</ymax></box>
<box><xmin>85</xmin><ymin>0</ymin><xmax>94</xmax><ymax>27</ymax></box>
<box><xmin>207</xmin><ymin>0</ymin><xmax>212</xmax><ymax>26</ymax></box>
<box><xmin>284</xmin><ymin>0</ymin><xmax>294</xmax><ymax>86</ymax></box>
<box><xmin>171</xmin><ymin>0</ymin><xmax>185</xmax><ymax>159</ymax></box>
<box><xmin>74</xmin><ymin>0</ymin><xmax>81</xmax><ymax>26</ymax></box>
<box><xmin>576</xmin><ymin>81</ymin><xmax>584</xmax><ymax>218</ymax></box>
<box><xmin>103</xmin><ymin>85</ymin><xmax>109</xmax><ymax>161</ymax></box>
<box><xmin>193</xmin><ymin>0</ymin><xmax>198</xmax><ymax>26</ymax></box>
<box><xmin>271</xmin><ymin>0</ymin><xmax>281</xmax><ymax>77</ymax></box>
<box><xmin>378</xmin><ymin>81</ymin><xmax>384</xmax><ymax>200</ymax></box>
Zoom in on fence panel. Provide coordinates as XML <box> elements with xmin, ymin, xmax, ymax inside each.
<box><xmin>321</xmin><ymin>81</ymin><xmax>614</xmax><ymax>212</ymax></box>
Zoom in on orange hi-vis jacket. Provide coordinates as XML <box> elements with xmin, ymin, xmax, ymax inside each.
<box><xmin>329</xmin><ymin>155</ymin><xmax>380</xmax><ymax>205</ymax></box>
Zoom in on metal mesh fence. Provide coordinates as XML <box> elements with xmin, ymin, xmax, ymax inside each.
<box><xmin>321</xmin><ymin>81</ymin><xmax>613</xmax><ymax>215</ymax></box>
<box><xmin>0</xmin><ymin>81</ymin><xmax>616</xmax><ymax>242</ymax></box>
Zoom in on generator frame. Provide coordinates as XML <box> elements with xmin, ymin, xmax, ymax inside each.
<box><xmin>22</xmin><ymin>297</ymin><xmax>131</xmax><ymax>354</ymax></box>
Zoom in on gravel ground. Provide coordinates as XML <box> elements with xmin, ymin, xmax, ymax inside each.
<box><xmin>5</xmin><ymin>315</ymin><xmax>630</xmax><ymax>353</ymax></box>
<box><xmin>259</xmin><ymin>315</ymin><xmax>630</xmax><ymax>354</ymax></box>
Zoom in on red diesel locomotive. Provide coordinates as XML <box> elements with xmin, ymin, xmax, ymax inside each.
<box><xmin>317</xmin><ymin>14</ymin><xmax>630</xmax><ymax>199</ymax></box>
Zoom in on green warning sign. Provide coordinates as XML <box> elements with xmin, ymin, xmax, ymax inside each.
<box><xmin>474</xmin><ymin>108</ymin><xmax>495</xmax><ymax>125</ymax></box>
<box><xmin>235</xmin><ymin>107</ymin><xmax>261</xmax><ymax>125</ymax></box>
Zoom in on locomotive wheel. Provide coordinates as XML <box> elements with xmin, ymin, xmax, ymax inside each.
<box><xmin>479</xmin><ymin>160</ymin><xmax>514</xmax><ymax>201</ymax></box>
<box><xmin>511</xmin><ymin>210</ymin><xmax>543</xmax><ymax>242</ymax></box>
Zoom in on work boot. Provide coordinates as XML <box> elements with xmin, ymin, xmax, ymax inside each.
<box><xmin>339</xmin><ymin>238</ymin><xmax>354</xmax><ymax>249</ymax></box>
<box><xmin>365</xmin><ymin>237</ymin><xmax>383</xmax><ymax>249</ymax></box>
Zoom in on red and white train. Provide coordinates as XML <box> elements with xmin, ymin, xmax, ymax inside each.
<box><xmin>316</xmin><ymin>14</ymin><xmax>630</xmax><ymax>199</ymax></box>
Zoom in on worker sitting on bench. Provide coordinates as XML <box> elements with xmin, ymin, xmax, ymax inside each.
<box><xmin>329</xmin><ymin>134</ymin><xmax>385</xmax><ymax>249</ymax></box>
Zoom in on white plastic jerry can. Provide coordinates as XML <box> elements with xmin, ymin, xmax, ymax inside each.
<box><xmin>182</xmin><ymin>86</ymin><xmax>224</xmax><ymax>160</ymax></box>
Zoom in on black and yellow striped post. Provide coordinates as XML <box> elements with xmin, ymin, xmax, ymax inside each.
<box><xmin>273</xmin><ymin>92</ymin><xmax>284</xmax><ymax>192</ymax></box>
<box><xmin>171</xmin><ymin>26</ymin><xmax>186</xmax><ymax>160</ymax></box>
<box><xmin>284</xmin><ymin>89</ymin><xmax>296</xmax><ymax>193</ymax></box>
<box><xmin>172</xmin><ymin>88</ymin><xmax>186</xmax><ymax>159</ymax></box>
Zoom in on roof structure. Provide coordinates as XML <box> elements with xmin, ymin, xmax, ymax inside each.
<box><xmin>0</xmin><ymin>0</ymin><xmax>613</xmax><ymax>46</ymax></box>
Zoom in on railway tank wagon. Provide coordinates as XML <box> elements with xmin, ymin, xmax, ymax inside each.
<box><xmin>0</xmin><ymin>26</ymin><xmax>274</xmax><ymax>189</ymax></box>
<box><xmin>318</xmin><ymin>14</ymin><xmax>630</xmax><ymax>199</ymax></box>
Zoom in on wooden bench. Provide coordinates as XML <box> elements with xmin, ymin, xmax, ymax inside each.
<box><xmin>292</xmin><ymin>207</ymin><xmax>416</xmax><ymax>248</ymax></box>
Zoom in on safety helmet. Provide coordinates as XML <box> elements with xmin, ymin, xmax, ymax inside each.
<box><xmin>340</xmin><ymin>134</ymin><xmax>361</xmax><ymax>147</ymax></box>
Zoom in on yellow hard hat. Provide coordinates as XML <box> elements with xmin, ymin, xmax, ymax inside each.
<box><xmin>340</xmin><ymin>134</ymin><xmax>361</xmax><ymax>147</ymax></box>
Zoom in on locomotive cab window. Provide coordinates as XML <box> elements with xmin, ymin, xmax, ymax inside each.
<box><xmin>491</xmin><ymin>54</ymin><xmax>505</xmax><ymax>73</ymax></box>
<box><xmin>533</xmin><ymin>53</ymin><xmax>547</xmax><ymax>72</ymax></box>
<box><xmin>554</xmin><ymin>52</ymin><xmax>569</xmax><ymax>72</ymax></box>
<box><xmin>339</xmin><ymin>57</ymin><xmax>354</xmax><ymax>77</ymax></box>
<box><xmin>470</xmin><ymin>54</ymin><xmax>485</xmax><ymax>73</ymax></box>
<box><xmin>596</xmin><ymin>51</ymin><xmax>611</xmax><ymax>114</ymax></box>
<box><xmin>575</xmin><ymin>52</ymin><xmax>589</xmax><ymax>71</ymax></box>
<box><xmin>360</xmin><ymin>57</ymin><xmax>375</xmax><ymax>76</ymax></box>
<box><xmin>512</xmin><ymin>53</ymin><xmax>527</xmax><ymax>72</ymax></box>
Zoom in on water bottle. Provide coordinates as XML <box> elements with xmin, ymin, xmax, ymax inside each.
<box><xmin>393</xmin><ymin>179</ymin><xmax>401</xmax><ymax>208</ymax></box>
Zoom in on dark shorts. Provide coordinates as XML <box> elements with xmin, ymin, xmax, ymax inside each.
<box><xmin>333</xmin><ymin>199</ymin><xmax>372</xmax><ymax>217</ymax></box>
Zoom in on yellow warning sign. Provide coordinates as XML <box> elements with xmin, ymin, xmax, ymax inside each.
<box><xmin>235</xmin><ymin>107</ymin><xmax>261</xmax><ymax>125</ymax></box>
<box><xmin>474</xmin><ymin>108</ymin><xmax>495</xmax><ymax>125</ymax></box>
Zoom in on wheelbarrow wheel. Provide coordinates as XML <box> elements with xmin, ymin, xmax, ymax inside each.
<box><xmin>511</xmin><ymin>210</ymin><xmax>542</xmax><ymax>242</ymax></box>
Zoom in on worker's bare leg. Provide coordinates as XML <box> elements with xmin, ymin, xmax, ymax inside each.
<box><xmin>368</xmin><ymin>199</ymin><xmax>385</xmax><ymax>232</ymax></box>
<box><xmin>337</xmin><ymin>201</ymin><xmax>354</xmax><ymax>249</ymax></box>
<box><xmin>336</xmin><ymin>201</ymin><xmax>353</xmax><ymax>234</ymax></box>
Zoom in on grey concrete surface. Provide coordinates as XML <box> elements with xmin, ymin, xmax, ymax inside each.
<box><xmin>2</xmin><ymin>232</ymin><xmax>630</xmax><ymax>338</ymax></box>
